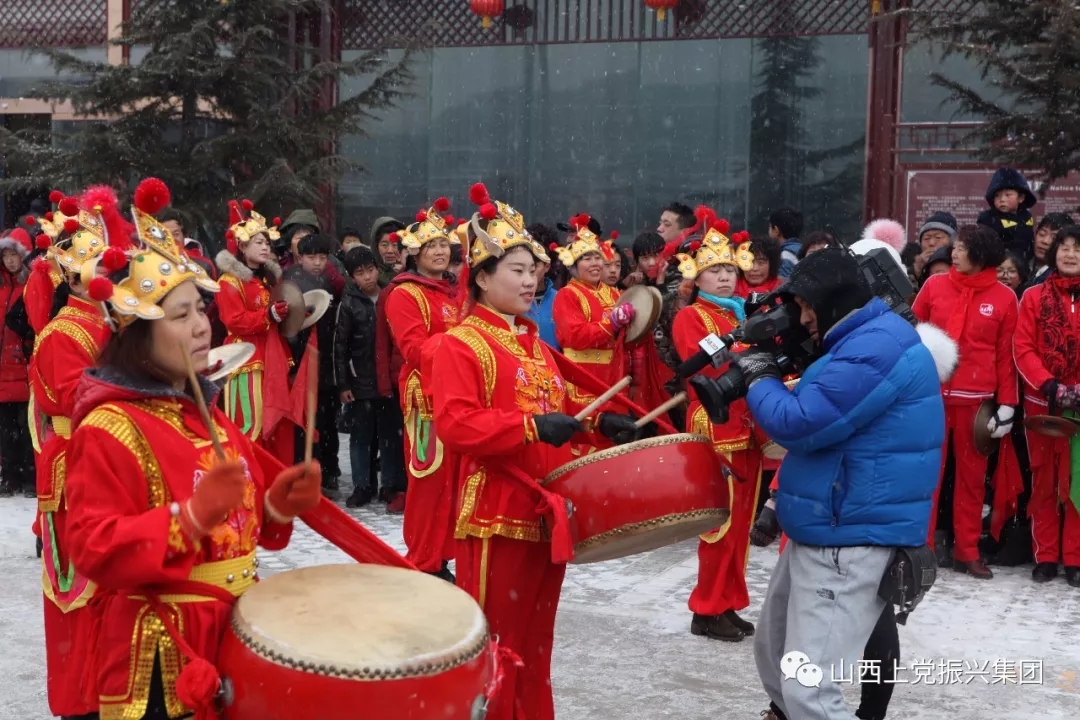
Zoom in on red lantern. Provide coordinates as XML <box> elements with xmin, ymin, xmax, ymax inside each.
<box><xmin>645</xmin><ymin>0</ymin><xmax>679</xmax><ymax>22</ymax></box>
<box><xmin>470</xmin><ymin>0</ymin><xmax>505</xmax><ymax>28</ymax></box>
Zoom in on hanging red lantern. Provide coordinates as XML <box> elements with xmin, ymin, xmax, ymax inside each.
<box><xmin>470</xmin><ymin>0</ymin><xmax>505</xmax><ymax>28</ymax></box>
<box><xmin>645</xmin><ymin>0</ymin><xmax>679</xmax><ymax>22</ymax></box>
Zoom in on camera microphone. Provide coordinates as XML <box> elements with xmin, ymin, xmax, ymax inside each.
<box><xmin>676</xmin><ymin>333</ymin><xmax>736</xmax><ymax>377</ymax></box>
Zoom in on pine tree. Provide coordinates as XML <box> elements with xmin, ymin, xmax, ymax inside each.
<box><xmin>915</xmin><ymin>0</ymin><xmax>1080</xmax><ymax>187</ymax></box>
<box><xmin>0</xmin><ymin>0</ymin><xmax>421</xmax><ymax>234</ymax></box>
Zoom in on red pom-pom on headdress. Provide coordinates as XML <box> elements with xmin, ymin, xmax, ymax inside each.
<box><xmin>610</xmin><ymin>230</ymin><xmax>619</xmax><ymax>240</ymax></box>
<box><xmin>58</xmin><ymin>197</ymin><xmax>79</xmax><ymax>216</ymax></box>
<box><xmin>88</xmin><ymin>277</ymin><xmax>114</xmax><ymax>302</ymax></box>
<box><xmin>80</xmin><ymin>185</ymin><xmax>134</xmax><ymax>251</ymax></box>
<box><xmin>733</xmin><ymin>230</ymin><xmax>750</xmax><ymax>243</ymax></box>
<box><xmin>241</xmin><ymin>199</ymin><xmax>254</xmax><ymax>211</ymax></box>
<box><xmin>23</xmin><ymin>215</ymin><xmax>35</xmax><ymax>227</ymax></box>
<box><xmin>469</xmin><ymin>183</ymin><xmax>490</xmax><ymax>205</ymax></box>
<box><xmin>479</xmin><ymin>203</ymin><xmax>498</xmax><ymax>221</ymax></box>
<box><xmin>102</xmin><ymin>246</ymin><xmax>127</xmax><ymax>272</ymax></box>
<box><xmin>713</xmin><ymin>218</ymin><xmax>730</xmax><ymax>235</ymax></box>
<box><xmin>49</xmin><ymin>190</ymin><xmax>63</xmax><ymax>204</ymax></box>
<box><xmin>35</xmin><ymin>234</ymin><xmax>51</xmax><ymax>250</ymax></box>
<box><xmin>44</xmin><ymin>212</ymin><xmax>54</xmax><ymax>222</ymax></box>
<box><xmin>433</xmin><ymin>197</ymin><xmax>450</xmax><ymax>213</ymax></box>
<box><xmin>689</xmin><ymin>241</ymin><xmax>702</xmax><ymax>252</ymax></box>
<box><xmin>225</xmin><ymin>230</ymin><xmax>235</xmax><ymax>242</ymax></box>
<box><xmin>388</xmin><ymin>232</ymin><xmax>401</xmax><ymax>243</ymax></box>
<box><xmin>570</xmin><ymin>213</ymin><xmax>591</xmax><ymax>231</ymax></box>
<box><xmin>549</xmin><ymin>242</ymin><xmax>559</xmax><ymax>251</ymax></box>
<box><xmin>133</xmin><ymin>178</ymin><xmax>170</xmax><ymax>215</ymax></box>
<box><xmin>416</xmin><ymin>210</ymin><xmax>428</xmax><ymax>222</ymax></box>
<box><xmin>63</xmin><ymin>218</ymin><xmax>79</xmax><ymax>234</ymax></box>
<box><xmin>272</xmin><ymin>216</ymin><xmax>281</xmax><ymax>226</ymax></box>
<box><xmin>444</xmin><ymin>214</ymin><xmax>455</xmax><ymax>226</ymax></box>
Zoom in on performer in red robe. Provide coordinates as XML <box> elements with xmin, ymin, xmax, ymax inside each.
<box><xmin>383</xmin><ymin>198</ymin><xmax>464</xmax><ymax>578</ymax></box>
<box><xmin>214</xmin><ymin>200</ymin><xmax>297</xmax><ymax>465</ymax></box>
<box><xmin>671</xmin><ymin>216</ymin><xmax>763</xmax><ymax>642</ymax></box>
<box><xmin>1014</xmin><ymin>227</ymin><xmax>1080</xmax><ymax>586</ymax></box>
<box><xmin>64</xmin><ymin>179</ymin><xmax>322</xmax><ymax>720</ymax></box>
<box><xmin>913</xmin><ymin>225</ymin><xmax>1019</xmax><ymax>579</ymax></box>
<box><xmin>29</xmin><ymin>186</ymin><xmax>131</xmax><ymax>718</ymax></box>
<box><xmin>433</xmin><ymin>185</ymin><xmax>643</xmax><ymax>720</ymax></box>
<box><xmin>552</xmin><ymin>214</ymin><xmax>635</xmax><ymax>386</ymax></box>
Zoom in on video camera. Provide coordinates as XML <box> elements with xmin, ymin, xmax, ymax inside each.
<box><xmin>684</xmin><ymin>246</ymin><xmax>915</xmax><ymax>424</ymax></box>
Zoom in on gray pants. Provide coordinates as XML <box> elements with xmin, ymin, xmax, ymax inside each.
<box><xmin>754</xmin><ymin>541</ymin><xmax>893</xmax><ymax>720</ymax></box>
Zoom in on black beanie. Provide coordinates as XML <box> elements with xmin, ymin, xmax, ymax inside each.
<box><xmin>782</xmin><ymin>247</ymin><xmax>872</xmax><ymax>338</ymax></box>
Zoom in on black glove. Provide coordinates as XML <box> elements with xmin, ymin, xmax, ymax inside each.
<box><xmin>533</xmin><ymin>413</ymin><xmax>582</xmax><ymax>447</ymax></box>
<box><xmin>749</xmin><ymin>505</ymin><xmax>780</xmax><ymax>548</ymax></box>
<box><xmin>598</xmin><ymin>413</ymin><xmax>643</xmax><ymax>446</ymax></box>
<box><xmin>735</xmin><ymin>351</ymin><xmax>781</xmax><ymax>389</ymax></box>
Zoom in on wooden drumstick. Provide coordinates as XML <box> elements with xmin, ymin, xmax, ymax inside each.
<box><xmin>182</xmin><ymin>341</ymin><xmax>226</xmax><ymax>461</ymax></box>
<box><xmin>304</xmin><ymin>346</ymin><xmax>319</xmax><ymax>468</ymax></box>
<box><xmin>573</xmin><ymin>376</ymin><xmax>632</xmax><ymax>422</ymax></box>
<box><xmin>635</xmin><ymin>392</ymin><xmax>688</xmax><ymax>429</ymax></box>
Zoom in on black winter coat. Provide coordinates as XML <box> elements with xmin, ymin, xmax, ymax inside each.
<box><xmin>977</xmin><ymin>207</ymin><xmax>1035</xmax><ymax>266</ymax></box>
<box><xmin>333</xmin><ymin>283</ymin><xmax>380</xmax><ymax>400</ymax></box>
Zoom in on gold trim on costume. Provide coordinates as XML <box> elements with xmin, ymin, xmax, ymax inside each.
<box><xmin>131</xmin><ymin>399</ymin><xmax>226</xmax><ymax>450</ymax></box>
<box><xmin>563</xmin><ymin>347</ymin><xmax>614</xmax><ymax>364</ymax></box>
<box><xmin>454</xmin><ymin>469</ymin><xmax>543</xmax><ymax>542</ymax></box>
<box><xmin>397</xmin><ymin>283</ymin><xmax>432</xmax><ymax>332</ymax></box>
<box><xmin>99</xmin><ymin>604</ymin><xmax>186</xmax><ymax>719</ymax></box>
<box><xmin>37</xmin><ymin>450</ymin><xmax>66</xmax><ymax>513</ymax></box>
<box><xmin>33</xmin><ymin>318</ymin><xmax>99</xmax><ymax>358</ymax></box>
<box><xmin>576</xmin><ymin>508</ymin><xmax>731</xmax><ymax>555</ymax></box>
<box><xmin>479</xmin><ymin>537</ymin><xmax>490</xmax><ymax>609</ymax></box>
<box><xmin>51</xmin><ymin>415</ymin><xmax>72</xmax><ymax>439</ymax></box>
<box><xmin>446</xmin><ymin>326</ymin><xmax>497</xmax><ymax>407</ymax></box>
<box><xmin>81</xmin><ymin>404</ymin><xmax>170</xmax><ymax>509</ymax></box>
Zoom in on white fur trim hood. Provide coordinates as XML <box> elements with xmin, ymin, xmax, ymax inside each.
<box><xmin>0</xmin><ymin>236</ymin><xmax>29</xmax><ymax>259</ymax></box>
<box><xmin>916</xmin><ymin>323</ymin><xmax>958</xmax><ymax>383</ymax></box>
<box><xmin>215</xmin><ymin>249</ymin><xmax>282</xmax><ymax>282</ymax></box>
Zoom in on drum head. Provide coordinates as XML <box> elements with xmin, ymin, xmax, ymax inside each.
<box><xmin>616</xmin><ymin>285</ymin><xmax>662</xmax><ymax>344</ymax></box>
<box><xmin>973</xmin><ymin>399</ymin><xmax>998</xmax><ymax>457</ymax></box>
<box><xmin>1024</xmin><ymin>415</ymin><xmax>1079</xmax><ymax>438</ymax></box>
<box><xmin>231</xmin><ymin>565</ymin><xmax>489</xmax><ymax>678</ymax></box>
<box><xmin>300</xmin><ymin>289</ymin><xmax>332</xmax><ymax>331</ymax></box>
<box><xmin>207</xmin><ymin>342</ymin><xmax>255</xmax><ymax>382</ymax></box>
<box><xmin>761</xmin><ymin>440</ymin><xmax>787</xmax><ymax>461</ymax></box>
<box><xmin>271</xmin><ymin>280</ymin><xmax>306</xmax><ymax>337</ymax></box>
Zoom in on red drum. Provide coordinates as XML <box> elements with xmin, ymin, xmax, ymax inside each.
<box><xmin>218</xmin><ymin>564</ymin><xmax>495</xmax><ymax>720</ymax></box>
<box><xmin>542</xmin><ymin>433</ymin><xmax>730</xmax><ymax>564</ymax></box>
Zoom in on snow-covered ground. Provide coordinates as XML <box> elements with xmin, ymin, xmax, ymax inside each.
<box><xmin>3</xmin><ymin>446</ymin><xmax>1080</xmax><ymax>719</ymax></box>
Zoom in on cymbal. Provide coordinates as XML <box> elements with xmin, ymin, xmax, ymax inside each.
<box><xmin>207</xmin><ymin>342</ymin><xmax>255</xmax><ymax>382</ymax></box>
<box><xmin>300</xmin><ymin>289</ymin><xmax>332</xmax><ymax>331</ymax></box>
<box><xmin>1024</xmin><ymin>414</ymin><xmax>1080</xmax><ymax>438</ymax></box>
<box><xmin>972</xmin><ymin>399</ymin><xmax>998</xmax><ymax>457</ymax></box>
<box><xmin>271</xmin><ymin>280</ymin><xmax>306</xmax><ymax>337</ymax></box>
<box><xmin>616</xmin><ymin>285</ymin><xmax>663</xmax><ymax>344</ymax></box>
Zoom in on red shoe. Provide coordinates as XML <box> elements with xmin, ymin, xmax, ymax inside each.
<box><xmin>386</xmin><ymin>492</ymin><xmax>406</xmax><ymax>515</ymax></box>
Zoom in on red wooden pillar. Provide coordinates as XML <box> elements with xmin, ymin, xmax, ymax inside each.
<box><xmin>863</xmin><ymin>0</ymin><xmax>908</xmax><ymax>224</ymax></box>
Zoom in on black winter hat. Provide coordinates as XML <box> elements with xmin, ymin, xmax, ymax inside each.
<box><xmin>918</xmin><ymin>211</ymin><xmax>958</xmax><ymax>242</ymax></box>
<box><xmin>557</xmin><ymin>215</ymin><xmax>602</xmax><ymax>236</ymax></box>
<box><xmin>781</xmin><ymin>246</ymin><xmax>872</xmax><ymax>339</ymax></box>
<box><xmin>985</xmin><ymin>168</ymin><xmax>1037</xmax><ymax>210</ymax></box>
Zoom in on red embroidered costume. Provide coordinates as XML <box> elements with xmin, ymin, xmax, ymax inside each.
<box><xmin>215</xmin><ymin>201</ymin><xmax>295</xmax><ymax>465</ymax></box>
<box><xmin>383</xmin><ymin>201</ymin><xmax>463</xmax><ymax>573</ymax></box>
<box><xmin>671</xmin><ymin>220</ymin><xmax>763</xmax><ymax>636</ymax></box>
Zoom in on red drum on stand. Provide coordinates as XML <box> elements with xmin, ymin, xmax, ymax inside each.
<box><xmin>541</xmin><ymin>434</ymin><xmax>730</xmax><ymax>564</ymax></box>
<box><xmin>218</xmin><ymin>564</ymin><xmax>495</xmax><ymax>720</ymax></box>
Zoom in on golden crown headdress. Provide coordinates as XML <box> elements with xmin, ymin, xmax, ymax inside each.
<box><xmin>466</xmin><ymin>183</ymin><xmax>549</xmax><ymax>267</ymax></box>
<box><xmin>90</xmin><ymin>178</ymin><xmax>219</xmax><ymax>327</ymax></box>
<box><xmin>400</xmin><ymin>198</ymin><xmax>461</xmax><ymax>256</ymax></box>
<box><xmin>553</xmin><ymin>214</ymin><xmax>604</xmax><ymax>267</ymax></box>
<box><xmin>675</xmin><ymin>210</ymin><xmax>754</xmax><ymax>281</ymax></box>
<box><xmin>226</xmin><ymin>199</ymin><xmax>280</xmax><ymax>254</ymax></box>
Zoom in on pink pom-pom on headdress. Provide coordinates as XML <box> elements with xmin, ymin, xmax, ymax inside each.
<box><xmin>862</xmin><ymin>219</ymin><xmax>907</xmax><ymax>252</ymax></box>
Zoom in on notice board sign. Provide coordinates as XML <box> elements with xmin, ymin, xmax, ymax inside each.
<box><xmin>904</xmin><ymin>169</ymin><xmax>1080</xmax><ymax>244</ymax></box>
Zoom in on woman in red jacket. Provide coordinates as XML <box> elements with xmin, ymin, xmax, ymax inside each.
<box><xmin>1014</xmin><ymin>225</ymin><xmax>1080</xmax><ymax>587</ymax></box>
<box><xmin>913</xmin><ymin>224</ymin><xmax>1018</xmax><ymax>579</ymax></box>
<box><xmin>671</xmin><ymin>218</ymin><xmax>763</xmax><ymax>641</ymax></box>
<box><xmin>0</xmin><ymin>228</ymin><xmax>33</xmax><ymax>496</ymax></box>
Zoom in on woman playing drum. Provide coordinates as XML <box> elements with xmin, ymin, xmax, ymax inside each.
<box><xmin>671</xmin><ymin>214</ymin><xmax>763</xmax><ymax>642</ymax></box>
<box><xmin>1014</xmin><ymin>225</ymin><xmax>1080</xmax><ymax>586</ymax></box>
<box><xmin>65</xmin><ymin>179</ymin><xmax>322</xmax><ymax>719</ymax></box>
<box><xmin>432</xmin><ymin>185</ymin><xmax>641</xmax><ymax>720</ymax></box>
<box><xmin>383</xmin><ymin>198</ymin><xmax>464</xmax><ymax>579</ymax></box>
<box><xmin>215</xmin><ymin>200</ymin><xmax>297</xmax><ymax>464</ymax></box>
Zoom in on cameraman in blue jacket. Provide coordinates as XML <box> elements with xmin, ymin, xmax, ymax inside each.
<box><xmin>738</xmin><ymin>247</ymin><xmax>944</xmax><ymax>720</ymax></box>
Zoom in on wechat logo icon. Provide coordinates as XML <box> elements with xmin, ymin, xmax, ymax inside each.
<box><xmin>781</xmin><ymin>650</ymin><xmax>823</xmax><ymax>688</ymax></box>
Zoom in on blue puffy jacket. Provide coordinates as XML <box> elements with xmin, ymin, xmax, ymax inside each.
<box><xmin>747</xmin><ymin>298</ymin><xmax>944</xmax><ymax>548</ymax></box>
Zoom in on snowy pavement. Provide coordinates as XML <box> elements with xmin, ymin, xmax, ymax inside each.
<box><xmin>3</xmin><ymin>453</ymin><xmax>1080</xmax><ymax>718</ymax></box>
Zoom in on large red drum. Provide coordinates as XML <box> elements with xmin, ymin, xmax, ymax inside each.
<box><xmin>542</xmin><ymin>433</ymin><xmax>730</xmax><ymax>564</ymax></box>
<box><xmin>218</xmin><ymin>564</ymin><xmax>494</xmax><ymax>720</ymax></box>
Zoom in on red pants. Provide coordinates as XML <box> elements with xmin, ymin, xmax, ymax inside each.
<box><xmin>1027</xmin><ymin>429</ymin><xmax>1080</xmax><ymax>566</ymax></box>
<box><xmin>44</xmin><ymin>599</ymin><xmax>95</xmax><ymax>716</ymax></box>
<box><xmin>928</xmin><ymin>403</ymin><xmax>987</xmax><ymax>563</ymax></box>
<box><xmin>457</xmin><ymin>536</ymin><xmax>565</xmax><ymax>720</ymax></box>
<box><xmin>401</xmin><ymin>436</ymin><xmax>458</xmax><ymax>572</ymax></box>
<box><xmin>690</xmin><ymin>449</ymin><xmax>762</xmax><ymax>615</ymax></box>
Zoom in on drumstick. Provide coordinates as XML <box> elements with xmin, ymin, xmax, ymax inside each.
<box><xmin>573</xmin><ymin>376</ymin><xmax>632</xmax><ymax>422</ymax></box>
<box><xmin>304</xmin><ymin>346</ymin><xmax>319</xmax><ymax>468</ymax></box>
<box><xmin>635</xmin><ymin>392</ymin><xmax>688</xmax><ymax>429</ymax></box>
<box><xmin>182</xmin><ymin>341</ymin><xmax>226</xmax><ymax>461</ymax></box>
